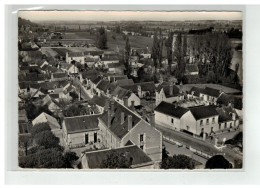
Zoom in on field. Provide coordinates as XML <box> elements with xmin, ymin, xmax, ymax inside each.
<box><xmin>68</xmin><ymin>31</ymin><xmax>154</xmax><ymax>52</ymax></box>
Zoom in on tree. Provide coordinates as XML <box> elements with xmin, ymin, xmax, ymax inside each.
<box><xmin>174</xmin><ymin>32</ymin><xmax>184</xmax><ymax>79</ymax></box>
<box><xmin>101</xmin><ymin>150</ymin><xmax>132</xmax><ymax>168</ymax></box>
<box><xmin>161</xmin><ymin>154</ymin><xmax>195</xmax><ymax>169</ymax></box>
<box><xmin>96</xmin><ymin>27</ymin><xmax>108</xmax><ymax>49</ymax></box>
<box><xmin>124</xmin><ymin>36</ymin><xmax>131</xmax><ymax>77</ymax></box>
<box><xmin>182</xmin><ymin>34</ymin><xmax>188</xmax><ymax>61</ymax></box>
<box><xmin>19</xmin><ymin>147</ymin><xmax>66</xmax><ymax>168</ymax></box>
<box><xmin>205</xmin><ymin>155</ymin><xmax>233</xmax><ymax>169</ymax></box>
<box><xmin>165</xmin><ymin>32</ymin><xmax>173</xmax><ymax>72</ymax></box>
<box><xmin>63</xmin><ymin>151</ymin><xmax>79</xmax><ymax>168</ymax></box>
<box><xmin>30</xmin><ymin>122</ymin><xmax>51</xmax><ymax>138</ymax></box>
<box><xmin>34</xmin><ymin>130</ymin><xmax>60</xmax><ymax>149</ymax></box>
<box><xmin>151</xmin><ymin>29</ymin><xmax>163</xmax><ymax>69</ymax></box>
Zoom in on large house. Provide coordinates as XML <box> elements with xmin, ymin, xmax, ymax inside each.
<box><xmin>66</xmin><ymin>52</ymin><xmax>84</xmax><ymax>64</ymax></box>
<box><xmin>62</xmin><ymin>99</ymin><xmax>162</xmax><ymax>164</ymax></box>
<box><xmin>155</xmin><ymin>82</ymin><xmax>182</xmax><ymax>106</ymax></box>
<box><xmin>111</xmin><ymin>86</ymin><xmax>141</xmax><ymax>107</ymax></box>
<box><xmin>155</xmin><ymin>101</ymin><xmax>222</xmax><ymax>138</ymax></box>
<box><xmin>98</xmin><ymin>100</ymin><xmax>162</xmax><ymax>162</ymax></box>
<box><xmin>62</xmin><ymin>114</ymin><xmax>101</xmax><ymax>149</ymax></box>
<box><xmin>121</xmin><ymin>82</ymin><xmax>156</xmax><ymax>99</ymax></box>
<box><xmin>59</xmin><ymin>63</ymin><xmax>79</xmax><ymax>74</ymax></box>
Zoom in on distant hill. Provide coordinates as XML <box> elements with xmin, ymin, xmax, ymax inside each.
<box><xmin>18</xmin><ymin>17</ymin><xmax>38</xmax><ymax>28</ymax></box>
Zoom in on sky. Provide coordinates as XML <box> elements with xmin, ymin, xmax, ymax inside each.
<box><xmin>18</xmin><ymin>11</ymin><xmax>242</xmax><ymax>22</ymax></box>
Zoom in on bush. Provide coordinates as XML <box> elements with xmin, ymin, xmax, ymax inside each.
<box><xmin>31</xmin><ymin>123</ymin><xmax>51</xmax><ymax>138</ymax></box>
<box><xmin>161</xmin><ymin>154</ymin><xmax>195</xmax><ymax>169</ymax></box>
<box><xmin>205</xmin><ymin>155</ymin><xmax>233</xmax><ymax>169</ymax></box>
<box><xmin>34</xmin><ymin>130</ymin><xmax>60</xmax><ymax>149</ymax></box>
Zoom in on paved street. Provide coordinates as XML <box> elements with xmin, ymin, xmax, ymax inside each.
<box><xmin>163</xmin><ymin>141</ymin><xmax>207</xmax><ymax>166</ymax></box>
<box><xmin>72</xmin><ymin>77</ymin><xmax>92</xmax><ymax>100</ymax></box>
<box><xmin>155</xmin><ymin>122</ymin><xmax>243</xmax><ymax>164</ymax></box>
<box><xmin>155</xmin><ymin>123</ymin><xmax>219</xmax><ymax>154</ymax></box>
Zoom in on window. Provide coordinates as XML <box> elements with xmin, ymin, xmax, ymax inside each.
<box><xmin>200</xmin><ymin>120</ymin><xmax>203</xmax><ymax>126</ymax></box>
<box><xmin>140</xmin><ymin>134</ymin><xmax>144</xmax><ymax>142</ymax></box>
<box><xmin>85</xmin><ymin>134</ymin><xmax>89</xmax><ymax>144</ymax></box>
<box><xmin>212</xmin><ymin>117</ymin><xmax>215</xmax><ymax>124</ymax></box>
<box><xmin>230</xmin><ymin>122</ymin><xmax>232</xmax><ymax>127</ymax></box>
<box><xmin>94</xmin><ymin>132</ymin><xmax>97</xmax><ymax>143</ymax></box>
<box><xmin>171</xmin><ymin>118</ymin><xmax>174</xmax><ymax>125</ymax></box>
<box><xmin>224</xmin><ymin>123</ymin><xmax>227</xmax><ymax>129</ymax></box>
<box><xmin>140</xmin><ymin>145</ymin><xmax>144</xmax><ymax>150</ymax></box>
<box><xmin>206</xmin><ymin>119</ymin><xmax>209</xmax><ymax>125</ymax></box>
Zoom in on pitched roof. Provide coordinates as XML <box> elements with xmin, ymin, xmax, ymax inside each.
<box><xmin>32</xmin><ymin>112</ymin><xmax>60</xmax><ymax>130</ymax></box>
<box><xmin>96</xmin><ymin>80</ymin><xmax>111</xmax><ymax>91</ymax></box>
<box><xmin>84</xmin><ymin>145</ymin><xmax>153</xmax><ymax>169</ymax></box>
<box><xmin>99</xmin><ymin>101</ymin><xmax>142</xmax><ymax>139</ymax></box>
<box><xmin>83</xmin><ymin>50</ymin><xmax>104</xmax><ymax>56</ymax></box>
<box><xmin>67</xmin><ymin>52</ymin><xmax>84</xmax><ymax>57</ymax></box>
<box><xmin>217</xmin><ymin>93</ymin><xmax>243</xmax><ymax>110</ymax></box>
<box><xmin>157</xmin><ymin>83</ymin><xmax>180</xmax><ymax>97</ymax></box>
<box><xmin>81</xmin><ymin>70</ymin><xmax>99</xmax><ymax>80</ymax></box>
<box><xmin>154</xmin><ymin>101</ymin><xmax>189</xmax><ymax>119</ymax></box>
<box><xmin>117</xmin><ymin>79</ymin><xmax>134</xmax><ymax>87</ymax></box>
<box><xmin>53</xmin><ymin>72</ymin><xmax>67</xmax><ymax>78</ymax></box>
<box><xmin>121</xmin><ymin>82</ymin><xmax>156</xmax><ymax>93</ymax></box>
<box><xmin>190</xmin><ymin>87</ymin><xmax>205</xmax><ymax>97</ymax></box>
<box><xmin>185</xmin><ymin>64</ymin><xmax>199</xmax><ymax>73</ymax></box>
<box><xmin>189</xmin><ymin>105</ymin><xmax>219</xmax><ymax>120</ymax></box>
<box><xmin>59</xmin><ymin>63</ymin><xmax>73</xmax><ymax>70</ymax></box>
<box><xmin>88</xmin><ymin>95</ymin><xmax>109</xmax><ymax>108</ymax></box>
<box><xmin>107</xmin><ymin>63</ymin><xmax>125</xmax><ymax>69</ymax></box>
<box><xmin>111</xmin><ymin>86</ymin><xmax>132</xmax><ymax>100</ymax></box>
<box><xmin>64</xmin><ymin>114</ymin><xmax>101</xmax><ymax>134</ymax></box>
<box><xmin>92</xmin><ymin>76</ymin><xmax>102</xmax><ymax>84</ymax></box>
<box><xmin>201</xmin><ymin>87</ymin><xmax>221</xmax><ymax>97</ymax></box>
<box><xmin>216</xmin><ymin>107</ymin><xmax>234</xmax><ymax>123</ymax></box>
<box><xmin>101</xmin><ymin>55</ymin><xmax>120</xmax><ymax>61</ymax></box>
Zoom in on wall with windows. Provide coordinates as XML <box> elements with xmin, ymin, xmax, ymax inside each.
<box><xmin>195</xmin><ymin>115</ymin><xmax>219</xmax><ymax>136</ymax></box>
<box><xmin>180</xmin><ymin>111</ymin><xmax>197</xmax><ymax>134</ymax></box>
<box><xmin>65</xmin><ymin>129</ymin><xmax>100</xmax><ymax>149</ymax></box>
<box><xmin>154</xmin><ymin>111</ymin><xmax>182</xmax><ymax>131</ymax></box>
<box><xmin>121</xmin><ymin>120</ymin><xmax>162</xmax><ymax>162</ymax></box>
<box><xmin>98</xmin><ymin>119</ymin><xmax>120</xmax><ymax>149</ymax></box>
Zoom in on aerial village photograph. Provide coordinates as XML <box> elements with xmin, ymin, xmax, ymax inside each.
<box><xmin>17</xmin><ymin>10</ymin><xmax>243</xmax><ymax>169</ymax></box>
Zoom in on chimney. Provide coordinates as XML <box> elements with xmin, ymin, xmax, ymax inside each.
<box><xmin>123</xmin><ymin>96</ymin><xmax>128</xmax><ymax>107</ymax></box>
<box><xmin>149</xmin><ymin>112</ymin><xmax>155</xmax><ymax>127</ymax></box>
<box><xmin>121</xmin><ymin>112</ymin><xmax>125</xmax><ymax>125</ymax></box>
<box><xmin>130</xmin><ymin>100</ymin><xmax>135</xmax><ymax>111</ymax></box>
<box><xmin>128</xmin><ymin>115</ymin><xmax>132</xmax><ymax>131</ymax></box>
<box><xmin>169</xmin><ymin>82</ymin><xmax>173</xmax><ymax>96</ymax></box>
<box><xmin>107</xmin><ymin>107</ymin><xmax>111</xmax><ymax>128</ymax></box>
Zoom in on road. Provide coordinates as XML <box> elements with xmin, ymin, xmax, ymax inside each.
<box><xmin>155</xmin><ymin>122</ymin><xmax>243</xmax><ymax>164</ymax></box>
<box><xmin>163</xmin><ymin>141</ymin><xmax>207</xmax><ymax>167</ymax></box>
<box><xmin>72</xmin><ymin>77</ymin><xmax>92</xmax><ymax>100</ymax></box>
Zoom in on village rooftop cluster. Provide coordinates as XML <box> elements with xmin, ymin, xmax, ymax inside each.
<box><xmin>18</xmin><ymin>15</ymin><xmax>243</xmax><ymax>169</ymax></box>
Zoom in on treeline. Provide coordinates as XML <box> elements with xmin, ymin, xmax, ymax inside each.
<box><xmin>227</xmin><ymin>28</ymin><xmax>242</xmax><ymax>39</ymax></box>
<box><xmin>189</xmin><ymin>27</ymin><xmax>214</xmax><ymax>34</ymax></box>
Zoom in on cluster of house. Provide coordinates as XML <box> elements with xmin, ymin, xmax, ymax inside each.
<box><xmin>154</xmin><ymin>85</ymin><xmax>242</xmax><ymax>138</ymax></box>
